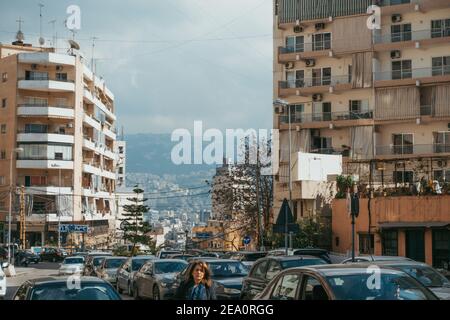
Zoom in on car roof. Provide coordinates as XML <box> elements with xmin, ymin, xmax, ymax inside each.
<box><xmin>26</xmin><ymin>276</ymin><xmax>107</xmax><ymax>286</ymax></box>
<box><xmin>103</xmin><ymin>256</ymin><xmax>127</xmax><ymax>260</ymax></box>
<box><xmin>266</xmin><ymin>255</ymin><xmax>323</xmax><ymax>261</ymax></box>
<box><xmin>152</xmin><ymin>259</ymin><xmax>187</xmax><ymax>263</ymax></box>
<box><xmin>188</xmin><ymin>259</ymin><xmax>239</xmax><ymax>264</ymax></box>
<box><xmin>367</xmin><ymin>260</ymin><xmax>430</xmax><ymax>267</ymax></box>
<box><xmin>288</xmin><ymin>263</ymin><xmax>410</xmax><ymax>276</ymax></box>
<box><xmin>131</xmin><ymin>255</ymin><xmax>156</xmax><ymax>259</ymax></box>
<box><xmin>64</xmin><ymin>256</ymin><xmax>85</xmax><ymax>259</ymax></box>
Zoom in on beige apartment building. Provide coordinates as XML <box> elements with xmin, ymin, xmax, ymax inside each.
<box><xmin>0</xmin><ymin>38</ymin><xmax>117</xmax><ymax>248</ymax></box>
<box><xmin>273</xmin><ymin>0</ymin><xmax>450</xmax><ymax>231</ymax></box>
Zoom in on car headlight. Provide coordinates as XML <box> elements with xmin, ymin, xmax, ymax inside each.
<box><xmin>223</xmin><ymin>287</ymin><xmax>241</xmax><ymax>295</ymax></box>
<box><xmin>160</xmin><ymin>281</ymin><xmax>172</xmax><ymax>288</ymax></box>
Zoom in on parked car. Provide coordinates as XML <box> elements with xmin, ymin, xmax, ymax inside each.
<box><xmin>370</xmin><ymin>261</ymin><xmax>450</xmax><ymax>300</ymax></box>
<box><xmin>241</xmin><ymin>255</ymin><xmax>329</xmax><ymax>299</ymax></box>
<box><xmin>172</xmin><ymin>259</ymin><xmax>249</xmax><ymax>300</ymax></box>
<box><xmin>15</xmin><ymin>250</ymin><xmax>40</xmax><ymax>266</ymax></box>
<box><xmin>341</xmin><ymin>255</ymin><xmax>414</xmax><ymax>264</ymax></box>
<box><xmin>255</xmin><ymin>264</ymin><xmax>439</xmax><ymax>300</ymax></box>
<box><xmin>58</xmin><ymin>256</ymin><xmax>85</xmax><ymax>275</ymax></box>
<box><xmin>39</xmin><ymin>247</ymin><xmax>66</xmax><ymax>262</ymax></box>
<box><xmin>224</xmin><ymin>251</ymin><xmax>268</xmax><ymax>268</ymax></box>
<box><xmin>0</xmin><ymin>262</ymin><xmax>8</xmax><ymax>300</ymax></box>
<box><xmin>73</xmin><ymin>252</ymin><xmax>89</xmax><ymax>258</ymax></box>
<box><xmin>156</xmin><ymin>250</ymin><xmax>182</xmax><ymax>259</ymax></box>
<box><xmin>13</xmin><ymin>277</ymin><xmax>121</xmax><ymax>300</ymax></box>
<box><xmin>267</xmin><ymin>248</ymin><xmax>332</xmax><ymax>264</ymax></box>
<box><xmin>84</xmin><ymin>256</ymin><xmax>108</xmax><ymax>276</ymax></box>
<box><xmin>133</xmin><ymin>259</ymin><xmax>188</xmax><ymax>300</ymax></box>
<box><xmin>116</xmin><ymin>255</ymin><xmax>157</xmax><ymax>296</ymax></box>
<box><xmin>168</xmin><ymin>254</ymin><xmax>195</xmax><ymax>261</ymax></box>
<box><xmin>200</xmin><ymin>252</ymin><xmax>223</xmax><ymax>258</ymax></box>
<box><xmin>95</xmin><ymin>257</ymin><xmax>127</xmax><ymax>285</ymax></box>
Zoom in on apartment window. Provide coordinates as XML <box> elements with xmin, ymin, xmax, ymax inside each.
<box><xmin>1</xmin><ymin>98</ymin><xmax>6</xmax><ymax>108</ymax></box>
<box><xmin>434</xmin><ymin>131</ymin><xmax>450</xmax><ymax>153</ymax></box>
<box><xmin>392</xmin><ymin>60</ymin><xmax>412</xmax><ymax>80</ymax></box>
<box><xmin>359</xmin><ymin>234</ymin><xmax>374</xmax><ymax>255</ymax></box>
<box><xmin>431</xmin><ymin>19</ymin><xmax>450</xmax><ymax>38</ymax></box>
<box><xmin>1</xmin><ymin>124</ymin><xmax>6</xmax><ymax>134</ymax></box>
<box><xmin>312</xmin><ymin>136</ymin><xmax>332</xmax><ymax>153</ymax></box>
<box><xmin>313</xmin><ymin>102</ymin><xmax>331</xmax><ymax>121</ymax></box>
<box><xmin>56</xmin><ymin>73</ymin><xmax>68</xmax><ymax>81</ymax></box>
<box><xmin>312</xmin><ymin>67</ymin><xmax>331</xmax><ymax>86</ymax></box>
<box><xmin>391</xmin><ymin>24</ymin><xmax>411</xmax><ymax>42</ymax></box>
<box><xmin>0</xmin><ymin>176</ymin><xmax>4</xmax><ymax>186</ymax></box>
<box><xmin>54</xmin><ymin>152</ymin><xmax>63</xmax><ymax>160</ymax></box>
<box><xmin>432</xmin><ymin>229</ymin><xmax>450</xmax><ymax>269</ymax></box>
<box><xmin>32</xmin><ymin>201</ymin><xmax>47</xmax><ymax>214</ymax></box>
<box><xmin>24</xmin><ymin>124</ymin><xmax>48</xmax><ymax>133</ymax></box>
<box><xmin>348</xmin><ymin>65</ymin><xmax>352</xmax><ymax>83</ymax></box>
<box><xmin>432</xmin><ymin>56</ymin><xmax>450</xmax><ymax>76</ymax></box>
<box><xmin>0</xmin><ymin>150</ymin><xmax>5</xmax><ymax>160</ymax></box>
<box><xmin>1</xmin><ymin>72</ymin><xmax>7</xmax><ymax>82</ymax></box>
<box><xmin>0</xmin><ymin>201</ymin><xmax>5</xmax><ymax>210</ymax></box>
<box><xmin>286</xmin><ymin>36</ymin><xmax>304</xmax><ymax>53</ymax></box>
<box><xmin>25</xmin><ymin>176</ymin><xmax>47</xmax><ymax>187</ymax></box>
<box><xmin>349</xmin><ymin>100</ymin><xmax>370</xmax><ymax>118</ymax></box>
<box><xmin>25</xmin><ymin>96</ymin><xmax>47</xmax><ymax>106</ymax></box>
<box><xmin>25</xmin><ymin>71</ymin><xmax>48</xmax><ymax>80</ymax></box>
<box><xmin>286</xmin><ymin>70</ymin><xmax>304</xmax><ymax>88</ymax></box>
<box><xmin>118</xmin><ymin>146</ymin><xmax>124</xmax><ymax>154</ymax></box>
<box><xmin>392</xmin><ymin>133</ymin><xmax>413</xmax><ymax>154</ymax></box>
<box><xmin>312</xmin><ymin>33</ymin><xmax>331</xmax><ymax>51</ymax></box>
<box><xmin>55</xmin><ymin>98</ymin><xmax>67</xmax><ymax>107</ymax></box>
<box><xmin>433</xmin><ymin>170</ymin><xmax>450</xmax><ymax>182</ymax></box>
<box><xmin>394</xmin><ymin>171</ymin><xmax>414</xmax><ymax>184</ymax></box>
<box><xmin>118</xmin><ymin>167</ymin><xmax>124</xmax><ymax>174</ymax></box>
<box><xmin>382</xmin><ymin>230</ymin><xmax>398</xmax><ymax>256</ymax></box>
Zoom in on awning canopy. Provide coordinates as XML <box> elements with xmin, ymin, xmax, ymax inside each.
<box><xmin>379</xmin><ymin>222</ymin><xmax>450</xmax><ymax>229</ymax></box>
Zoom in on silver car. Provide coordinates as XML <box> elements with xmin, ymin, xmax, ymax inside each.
<box><xmin>116</xmin><ymin>255</ymin><xmax>157</xmax><ymax>296</ymax></box>
<box><xmin>59</xmin><ymin>256</ymin><xmax>85</xmax><ymax>275</ymax></box>
<box><xmin>95</xmin><ymin>257</ymin><xmax>127</xmax><ymax>285</ymax></box>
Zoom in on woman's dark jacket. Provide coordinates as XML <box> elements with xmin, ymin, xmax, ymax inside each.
<box><xmin>174</xmin><ymin>280</ymin><xmax>217</xmax><ymax>300</ymax></box>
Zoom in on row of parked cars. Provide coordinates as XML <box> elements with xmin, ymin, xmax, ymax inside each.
<box><xmin>9</xmin><ymin>247</ymin><xmax>450</xmax><ymax>300</ymax></box>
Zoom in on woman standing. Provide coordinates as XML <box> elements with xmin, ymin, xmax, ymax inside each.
<box><xmin>175</xmin><ymin>261</ymin><xmax>217</xmax><ymax>300</ymax></box>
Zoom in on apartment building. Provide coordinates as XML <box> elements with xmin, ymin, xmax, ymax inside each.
<box><xmin>273</xmin><ymin>0</ymin><xmax>450</xmax><ymax>263</ymax></box>
<box><xmin>0</xmin><ymin>37</ymin><xmax>117</xmax><ymax>248</ymax></box>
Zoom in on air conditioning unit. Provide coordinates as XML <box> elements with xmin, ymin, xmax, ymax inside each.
<box><xmin>391</xmin><ymin>50</ymin><xmax>401</xmax><ymax>59</ymax></box>
<box><xmin>56</xmin><ymin>65</ymin><xmax>63</xmax><ymax>71</ymax></box>
<box><xmin>305</xmin><ymin>59</ymin><xmax>316</xmax><ymax>67</ymax></box>
<box><xmin>315</xmin><ymin>23</ymin><xmax>325</xmax><ymax>30</ymax></box>
<box><xmin>274</xmin><ymin>105</ymin><xmax>284</xmax><ymax>114</ymax></box>
<box><xmin>437</xmin><ymin>160</ymin><xmax>447</xmax><ymax>168</ymax></box>
<box><xmin>285</xmin><ymin>62</ymin><xmax>295</xmax><ymax>70</ymax></box>
<box><xmin>392</xmin><ymin>14</ymin><xmax>402</xmax><ymax>23</ymax></box>
<box><xmin>312</xmin><ymin>93</ymin><xmax>323</xmax><ymax>102</ymax></box>
<box><xmin>66</xmin><ymin>123</ymin><xmax>73</xmax><ymax>128</ymax></box>
<box><xmin>293</xmin><ymin>25</ymin><xmax>304</xmax><ymax>33</ymax></box>
<box><xmin>31</xmin><ymin>64</ymin><xmax>38</xmax><ymax>70</ymax></box>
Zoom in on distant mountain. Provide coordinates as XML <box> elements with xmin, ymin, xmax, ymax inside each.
<box><xmin>124</xmin><ymin>133</ymin><xmax>214</xmax><ymax>175</ymax></box>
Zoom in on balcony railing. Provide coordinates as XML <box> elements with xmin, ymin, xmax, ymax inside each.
<box><xmin>18</xmin><ymin>129</ymin><xmax>74</xmax><ymax>135</ymax></box>
<box><xmin>18</xmin><ymin>103</ymin><xmax>72</xmax><ymax>109</ymax></box>
<box><xmin>21</xmin><ymin>76</ymin><xmax>74</xmax><ymax>83</ymax></box>
<box><xmin>279</xmin><ymin>75</ymin><xmax>350</xmax><ymax>89</ymax></box>
<box><xmin>17</xmin><ymin>156</ymin><xmax>73</xmax><ymax>161</ymax></box>
<box><xmin>310</xmin><ymin>147</ymin><xmax>350</xmax><ymax>156</ymax></box>
<box><xmin>280</xmin><ymin>111</ymin><xmax>373</xmax><ymax>124</ymax></box>
<box><xmin>279</xmin><ymin>40</ymin><xmax>332</xmax><ymax>54</ymax></box>
<box><xmin>374</xmin><ymin>67</ymin><xmax>450</xmax><ymax>81</ymax></box>
<box><xmin>374</xmin><ymin>28</ymin><xmax>450</xmax><ymax>44</ymax></box>
<box><xmin>376</xmin><ymin>0</ymin><xmax>412</xmax><ymax>6</ymax></box>
<box><xmin>376</xmin><ymin>144</ymin><xmax>450</xmax><ymax>156</ymax></box>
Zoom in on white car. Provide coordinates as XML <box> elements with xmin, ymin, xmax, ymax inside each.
<box><xmin>58</xmin><ymin>256</ymin><xmax>85</xmax><ymax>275</ymax></box>
<box><xmin>0</xmin><ymin>262</ymin><xmax>8</xmax><ymax>300</ymax></box>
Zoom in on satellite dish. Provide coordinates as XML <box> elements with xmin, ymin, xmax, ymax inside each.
<box><xmin>38</xmin><ymin>37</ymin><xmax>45</xmax><ymax>46</ymax></box>
<box><xmin>68</xmin><ymin>39</ymin><xmax>80</xmax><ymax>50</ymax></box>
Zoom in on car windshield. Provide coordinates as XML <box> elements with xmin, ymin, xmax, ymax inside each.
<box><xmin>242</xmin><ymin>253</ymin><xmax>267</xmax><ymax>261</ymax></box>
<box><xmin>104</xmin><ymin>259</ymin><xmax>126</xmax><ymax>269</ymax></box>
<box><xmin>30</xmin><ymin>283</ymin><xmax>120</xmax><ymax>300</ymax></box>
<box><xmin>93</xmin><ymin>257</ymin><xmax>105</xmax><ymax>266</ymax></box>
<box><xmin>154</xmin><ymin>262</ymin><xmax>187</xmax><ymax>274</ymax></box>
<box><xmin>209</xmin><ymin>262</ymin><xmax>248</xmax><ymax>277</ymax></box>
<box><xmin>395</xmin><ymin>265</ymin><xmax>450</xmax><ymax>288</ymax></box>
<box><xmin>132</xmin><ymin>259</ymin><xmax>152</xmax><ymax>271</ymax></box>
<box><xmin>63</xmin><ymin>258</ymin><xmax>84</xmax><ymax>264</ymax></box>
<box><xmin>281</xmin><ymin>258</ymin><xmax>327</xmax><ymax>269</ymax></box>
<box><xmin>325</xmin><ymin>271</ymin><xmax>436</xmax><ymax>300</ymax></box>
<box><xmin>160</xmin><ymin>252</ymin><xmax>181</xmax><ymax>259</ymax></box>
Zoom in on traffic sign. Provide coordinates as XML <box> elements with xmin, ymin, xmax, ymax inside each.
<box><xmin>243</xmin><ymin>236</ymin><xmax>251</xmax><ymax>245</ymax></box>
<box><xmin>59</xmin><ymin>224</ymin><xmax>89</xmax><ymax>233</ymax></box>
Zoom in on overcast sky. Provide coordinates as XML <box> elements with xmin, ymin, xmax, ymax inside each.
<box><xmin>1</xmin><ymin>0</ymin><xmax>273</xmax><ymax>134</ymax></box>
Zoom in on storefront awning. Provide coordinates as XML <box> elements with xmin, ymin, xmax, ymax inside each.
<box><xmin>379</xmin><ymin>222</ymin><xmax>450</xmax><ymax>229</ymax></box>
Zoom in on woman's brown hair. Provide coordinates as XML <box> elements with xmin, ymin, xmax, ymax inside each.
<box><xmin>183</xmin><ymin>260</ymin><xmax>212</xmax><ymax>287</ymax></box>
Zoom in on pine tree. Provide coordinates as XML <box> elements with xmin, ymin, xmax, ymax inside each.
<box><xmin>119</xmin><ymin>186</ymin><xmax>154</xmax><ymax>255</ymax></box>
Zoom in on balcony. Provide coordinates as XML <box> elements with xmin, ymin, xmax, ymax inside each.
<box><xmin>374</xmin><ymin>29</ymin><xmax>450</xmax><ymax>51</ymax></box>
<box><xmin>278</xmin><ymin>75</ymin><xmax>351</xmax><ymax>97</ymax></box>
<box><xmin>16</xmin><ymin>159</ymin><xmax>74</xmax><ymax>170</ymax></box>
<box><xmin>374</xmin><ymin>67</ymin><xmax>450</xmax><ymax>88</ymax></box>
<box><xmin>375</xmin><ymin>144</ymin><xmax>450</xmax><ymax>158</ymax></box>
<box><xmin>17</xmin><ymin>104</ymin><xmax>74</xmax><ymax>119</ymax></box>
<box><xmin>18</xmin><ymin>52</ymin><xmax>75</xmax><ymax>66</ymax></box>
<box><xmin>83</xmin><ymin>114</ymin><xmax>101</xmax><ymax>130</ymax></box>
<box><xmin>279</xmin><ymin>110</ymin><xmax>374</xmax><ymax>128</ymax></box>
<box><xmin>18</xmin><ymin>76</ymin><xmax>75</xmax><ymax>92</ymax></box>
<box><xmin>83</xmin><ymin>89</ymin><xmax>116</xmax><ymax>121</ymax></box>
<box><xmin>278</xmin><ymin>40</ymin><xmax>332</xmax><ymax>62</ymax></box>
<box><xmin>377</xmin><ymin>0</ymin><xmax>449</xmax><ymax>14</ymax></box>
<box><xmin>17</xmin><ymin>132</ymin><xmax>74</xmax><ymax>144</ymax></box>
<box><xmin>83</xmin><ymin>162</ymin><xmax>116</xmax><ymax>180</ymax></box>
<box><xmin>310</xmin><ymin>147</ymin><xmax>350</xmax><ymax>157</ymax></box>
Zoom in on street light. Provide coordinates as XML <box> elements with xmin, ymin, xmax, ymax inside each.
<box><xmin>51</xmin><ymin>164</ymin><xmax>62</xmax><ymax>250</ymax></box>
<box><xmin>274</xmin><ymin>99</ymin><xmax>292</xmax><ymax>256</ymax></box>
<box><xmin>8</xmin><ymin>147</ymin><xmax>23</xmax><ymax>264</ymax></box>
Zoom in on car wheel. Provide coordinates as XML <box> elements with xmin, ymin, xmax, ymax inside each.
<box><xmin>153</xmin><ymin>285</ymin><xmax>160</xmax><ymax>300</ymax></box>
<box><xmin>116</xmin><ymin>282</ymin><xmax>123</xmax><ymax>294</ymax></box>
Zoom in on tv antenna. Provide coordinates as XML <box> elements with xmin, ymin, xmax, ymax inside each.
<box><xmin>48</xmin><ymin>19</ymin><xmax>57</xmax><ymax>49</ymax></box>
<box><xmin>16</xmin><ymin>17</ymin><xmax>25</xmax><ymax>42</ymax></box>
<box><xmin>91</xmin><ymin>36</ymin><xmax>98</xmax><ymax>73</ymax></box>
<box><xmin>38</xmin><ymin>3</ymin><xmax>45</xmax><ymax>46</ymax></box>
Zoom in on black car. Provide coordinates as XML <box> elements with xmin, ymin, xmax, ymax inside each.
<box><xmin>224</xmin><ymin>251</ymin><xmax>268</xmax><ymax>269</ymax></box>
<box><xmin>172</xmin><ymin>259</ymin><xmax>249</xmax><ymax>300</ymax></box>
<box><xmin>13</xmin><ymin>277</ymin><xmax>121</xmax><ymax>300</ymax></box>
<box><xmin>292</xmin><ymin>248</ymin><xmax>332</xmax><ymax>264</ymax></box>
<box><xmin>39</xmin><ymin>247</ymin><xmax>66</xmax><ymax>262</ymax></box>
<box><xmin>240</xmin><ymin>255</ymin><xmax>329</xmax><ymax>299</ymax></box>
<box><xmin>15</xmin><ymin>250</ymin><xmax>40</xmax><ymax>266</ymax></box>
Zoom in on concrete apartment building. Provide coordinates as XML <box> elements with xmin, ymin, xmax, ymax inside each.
<box><xmin>0</xmin><ymin>36</ymin><xmax>117</xmax><ymax>248</ymax></box>
<box><xmin>273</xmin><ymin>0</ymin><xmax>450</xmax><ymax>265</ymax></box>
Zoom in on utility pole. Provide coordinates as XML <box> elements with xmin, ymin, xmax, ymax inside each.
<box><xmin>255</xmin><ymin>143</ymin><xmax>264</xmax><ymax>251</ymax></box>
<box><xmin>19</xmin><ymin>186</ymin><xmax>26</xmax><ymax>249</ymax></box>
<box><xmin>350</xmin><ymin>184</ymin><xmax>359</xmax><ymax>262</ymax></box>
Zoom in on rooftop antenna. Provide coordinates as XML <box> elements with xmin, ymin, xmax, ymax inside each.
<box><xmin>38</xmin><ymin>3</ymin><xmax>45</xmax><ymax>46</ymax></box>
<box><xmin>15</xmin><ymin>17</ymin><xmax>25</xmax><ymax>43</ymax></box>
<box><xmin>48</xmin><ymin>19</ymin><xmax>57</xmax><ymax>50</ymax></box>
<box><xmin>121</xmin><ymin>126</ymin><xmax>124</xmax><ymax>141</ymax></box>
<box><xmin>91</xmin><ymin>36</ymin><xmax>98</xmax><ymax>73</ymax></box>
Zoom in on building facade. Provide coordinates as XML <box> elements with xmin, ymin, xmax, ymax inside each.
<box><xmin>0</xmin><ymin>39</ymin><xmax>117</xmax><ymax>248</ymax></box>
<box><xmin>273</xmin><ymin>0</ymin><xmax>450</xmax><ymax>214</ymax></box>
